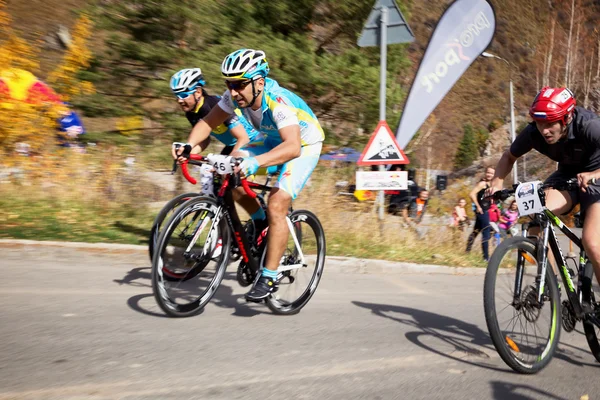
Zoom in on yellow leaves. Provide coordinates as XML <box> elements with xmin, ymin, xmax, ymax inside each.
<box><xmin>47</xmin><ymin>15</ymin><xmax>95</xmax><ymax>101</ymax></box>
<box><xmin>0</xmin><ymin>11</ymin><xmax>94</xmax><ymax>160</ymax></box>
<box><xmin>116</xmin><ymin>116</ymin><xmax>144</xmax><ymax>136</ymax></box>
<box><xmin>0</xmin><ymin>99</ymin><xmax>60</xmax><ymax>158</ymax></box>
<box><xmin>80</xmin><ymin>81</ymin><xmax>96</xmax><ymax>96</ymax></box>
<box><xmin>0</xmin><ymin>1</ymin><xmax>39</xmax><ymax>72</ymax></box>
<box><xmin>0</xmin><ymin>35</ymin><xmax>40</xmax><ymax>72</ymax></box>
<box><xmin>0</xmin><ymin>0</ymin><xmax>11</xmax><ymax>33</ymax></box>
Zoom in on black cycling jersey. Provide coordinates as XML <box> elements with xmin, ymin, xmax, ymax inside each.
<box><xmin>510</xmin><ymin>106</ymin><xmax>600</xmax><ymax>175</ymax></box>
<box><xmin>185</xmin><ymin>90</ymin><xmax>236</xmax><ymax>127</ymax></box>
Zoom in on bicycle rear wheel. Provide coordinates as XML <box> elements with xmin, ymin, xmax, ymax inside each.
<box><xmin>483</xmin><ymin>236</ymin><xmax>561</xmax><ymax>373</ymax></box>
<box><xmin>152</xmin><ymin>197</ymin><xmax>230</xmax><ymax>317</ymax></box>
<box><xmin>266</xmin><ymin>210</ymin><xmax>326</xmax><ymax>315</ymax></box>
<box><xmin>581</xmin><ymin>261</ymin><xmax>600</xmax><ymax>363</ymax></box>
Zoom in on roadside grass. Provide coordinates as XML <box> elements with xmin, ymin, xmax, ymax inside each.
<box><xmin>1</xmin><ymin>151</ymin><xmax>490</xmax><ymax>267</ymax></box>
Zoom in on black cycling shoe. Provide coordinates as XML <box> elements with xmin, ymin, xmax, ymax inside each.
<box><xmin>245</xmin><ymin>275</ymin><xmax>277</xmax><ymax>302</ymax></box>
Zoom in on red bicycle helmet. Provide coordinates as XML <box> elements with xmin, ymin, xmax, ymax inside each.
<box><xmin>529</xmin><ymin>87</ymin><xmax>576</xmax><ymax>124</ymax></box>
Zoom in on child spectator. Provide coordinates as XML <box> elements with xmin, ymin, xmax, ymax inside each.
<box><xmin>452</xmin><ymin>198</ymin><xmax>469</xmax><ymax>231</ymax></box>
<box><xmin>488</xmin><ymin>201</ymin><xmax>502</xmax><ymax>245</ymax></box>
<box><xmin>499</xmin><ymin>200</ymin><xmax>519</xmax><ymax>238</ymax></box>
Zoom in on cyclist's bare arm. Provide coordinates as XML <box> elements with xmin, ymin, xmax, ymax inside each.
<box><xmin>489</xmin><ymin>150</ymin><xmax>518</xmax><ymax>193</ymax></box>
<box><xmin>254</xmin><ymin>125</ymin><xmax>302</xmax><ymax>167</ymax></box>
<box><xmin>172</xmin><ymin>105</ymin><xmax>231</xmax><ymax>160</ymax></box>
<box><xmin>192</xmin><ymin>138</ymin><xmax>210</xmax><ymax>155</ymax></box>
<box><xmin>230</xmin><ymin>124</ymin><xmax>250</xmax><ymax>153</ymax></box>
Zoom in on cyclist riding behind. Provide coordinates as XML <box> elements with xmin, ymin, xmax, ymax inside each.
<box><xmin>173</xmin><ymin>49</ymin><xmax>325</xmax><ymax>302</ymax></box>
<box><xmin>170</xmin><ymin>67</ymin><xmax>260</xmax><ymax>155</ymax></box>
<box><xmin>486</xmin><ymin>87</ymin><xmax>600</xmax><ymax>294</ymax></box>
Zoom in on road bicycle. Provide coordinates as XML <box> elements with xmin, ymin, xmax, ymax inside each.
<box><xmin>147</xmin><ymin>163</ymin><xmax>245</xmax><ymax>263</ymax></box>
<box><xmin>483</xmin><ymin>178</ymin><xmax>600</xmax><ymax>373</ymax></box>
<box><xmin>151</xmin><ymin>150</ymin><xmax>326</xmax><ymax>317</ymax></box>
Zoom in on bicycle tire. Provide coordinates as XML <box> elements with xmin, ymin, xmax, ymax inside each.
<box><xmin>582</xmin><ymin>261</ymin><xmax>600</xmax><ymax>363</ymax></box>
<box><xmin>152</xmin><ymin>196</ymin><xmax>230</xmax><ymax>317</ymax></box>
<box><xmin>483</xmin><ymin>236</ymin><xmax>561</xmax><ymax>373</ymax></box>
<box><xmin>266</xmin><ymin>210</ymin><xmax>326</xmax><ymax>315</ymax></box>
<box><xmin>148</xmin><ymin>192</ymin><xmax>199</xmax><ymax>262</ymax></box>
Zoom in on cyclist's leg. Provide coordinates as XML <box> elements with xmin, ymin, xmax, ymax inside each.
<box><xmin>231</xmin><ymin>140</ymin><xmax>270</xmax><ymax>216</ymax></box>
<box><xmin>264</xmin><ymin>142</ymin><xmax>322</xmax><ymax>272</ymax></box>
<box><xmin>580</xmin><ymin>183</ymin><xmax>600</xmax><ymax>286</ymax></box>
<box><xmin>246</xmin><ymin>142</ymin><xmax>322</xmax><ymax>301</ymax></box>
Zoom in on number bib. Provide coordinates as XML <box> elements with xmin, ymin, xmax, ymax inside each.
<box><xmin>515</xmin><ymin>181</ymin><xmax>544</xmax><ymax>216</ymax></box>
<box><xmin>206</xmin><ymin>154</ymin><xmax>234</xmax><ymax>175</ymax></box>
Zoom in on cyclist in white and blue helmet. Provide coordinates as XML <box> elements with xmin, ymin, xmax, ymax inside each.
<box><xmin>170</xmin><ymin>67</ymin><xmax>259</xmax><ymax>155</ymax></box>
<box><xmin>173</xmin><ymin>49</ymin><xmax>324</xmax><ymax>302</ymax></box>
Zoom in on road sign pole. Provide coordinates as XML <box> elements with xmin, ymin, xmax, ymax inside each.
<box><xmin>378</xmin><ymin>6</ymin><xmax>388</xmax><ymax>221</ymax></box>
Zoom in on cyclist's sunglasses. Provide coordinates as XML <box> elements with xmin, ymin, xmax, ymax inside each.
<box><xmin>174</xmin><ymin>90</ymin><xmax>195</xmax><ymax>100</ymax></box>
<box><xmin>225</xmin><ymin>79</ymin><xmax>254</xmax><ymax>91</ymax></box>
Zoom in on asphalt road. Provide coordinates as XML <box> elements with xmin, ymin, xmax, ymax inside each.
<box><xmin>0</xmin><ymin>243</ymin><xmax>598</xmax><ymax>400</ymax></box>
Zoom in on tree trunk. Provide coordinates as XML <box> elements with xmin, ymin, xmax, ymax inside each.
<box><xmin>585</xmin><ymin>50</ymin><xmax>594</xmax><ymax>108</ymax></box>
<box><xmin>570</xmin><ymin>10</ymin><xmax>581</xmax><ymax>89</ymax></box>
<box><xmin>597</xmin><ymin>32</ymin><xmax>600</xmax><ymax>78</ymax></box>
<box><xmin>544</xmin><ymin>18</ymin><xmax>556</xmax><ymax>87</ymax></box>
<box><xmin>564</xmin><ymin>0</ymin><xmax>575</xmax><ymax>86</ymax></box>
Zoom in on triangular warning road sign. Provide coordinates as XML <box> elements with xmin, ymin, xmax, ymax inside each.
<box><xmin>357</xmin><ymin>120</ymin><xmax>409</xmax><ymax>165</ymax></box>
<box><xmin>357</xmin><ymin>0</ymin><xmax>415</xmax><ymax>47</ymax></box>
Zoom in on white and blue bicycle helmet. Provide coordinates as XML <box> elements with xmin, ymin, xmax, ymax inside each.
<box><xmin>221</xmin><ymin>49</ymin><xmax>269</xmax><ymax>80</ymax></box>
<box><xmin>170</xmin><ymin>68</ymin><xmax>206</xmax><ymax>97</ymax></box>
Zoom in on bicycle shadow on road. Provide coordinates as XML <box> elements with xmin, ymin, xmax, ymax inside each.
<box><xmin>352</xmin><ymin>301</ymin><xmax>597</xmax><ymax>373</ymax></box>
<box><xmin>113</xmin><ymin>267</ymin><xmax>267</xmax><ymax>318</ymax></box>
<box><xmin>489</xmin><ymin>380</ymin><xmax>569</xmax><ymax>400</ymax></box>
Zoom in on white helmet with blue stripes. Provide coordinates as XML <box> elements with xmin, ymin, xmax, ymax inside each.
<box><xmin>221</xmin><ymin>49</ymin><xmax>269</xmax><ymax>80</ymax></box>
<box><xmin>170</xmin><ymin>68</ymin><xmax>205</xmax><ymax>96</ymax></box>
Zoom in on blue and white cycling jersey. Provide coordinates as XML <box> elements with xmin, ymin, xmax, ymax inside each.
<box><xmin>186</xmin><ymin>93</ymin><xmax>259</xmax><ymax>146</ymax></box>
<box><xmin>218</xmin><ymin>78</ymin><xmax>325</xmax><ymax>146</ymax></box>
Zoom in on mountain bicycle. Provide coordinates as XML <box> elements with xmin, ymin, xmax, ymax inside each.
<box><xmin>483</xmin><ymin>178</ymin><xmax>600</xmax><ymax>373</ymax></box>
<box><xmin>151</xmin><ymin>150</ymin><xmax>326</xmax><ymax>317</ymax></box>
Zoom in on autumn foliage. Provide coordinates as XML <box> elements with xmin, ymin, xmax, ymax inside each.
<box><xmin>0</xmin><ymin>1</ymin><xmax>94</xmax><ymax>160</ymax></box>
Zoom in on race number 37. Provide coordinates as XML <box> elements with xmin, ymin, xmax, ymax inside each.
<box><xmin>515</xmin><ymin>181</ymin><xmax>544</xmax><ymax>216</ymax></box>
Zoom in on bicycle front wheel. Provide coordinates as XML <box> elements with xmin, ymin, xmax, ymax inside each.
<box><xmin>148</xmin><ymin>192</ymin><xmax>200</xmax><ymax>262</ymax></box>
<box><xmin>266</xmin><ymin>210</ymin><xmax>326</xmax><ymax>315</ymax></box>
<box><xmin>152</xmin><ymin>196</ymin><xmax>230</xmax><ymax>317</ymax></box>
<box><xmin>483</xmin><ymin>236</ymin><xmax>561</xmax><ymax>373</ymax></box>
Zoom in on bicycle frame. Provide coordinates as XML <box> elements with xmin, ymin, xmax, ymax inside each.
<box><xmin>181</xmin><ymin>156</ymin><xmax>305</xmax><ymax>276</ymax></box>
<box><xmin>522</xmin><ymin>209</ymin><xmax>588</xmax><ymax>318</ymax></box>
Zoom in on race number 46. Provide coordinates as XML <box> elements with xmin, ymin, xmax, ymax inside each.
<box><xmin>206</xmin><ymin>154</ymin><xmax>234</xmax><ymax>175</ymax></box>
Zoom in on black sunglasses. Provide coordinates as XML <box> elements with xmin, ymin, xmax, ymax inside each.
<box><xmin>225</xmin><ymin>79</ymin><xmax>254</xmax><ymax>91</ymax></box>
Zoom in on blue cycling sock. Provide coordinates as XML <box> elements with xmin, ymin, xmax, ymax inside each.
<box><xmin>261</xmin><ymin>268</ymin><xmax>278</xmax><ymax>280</ymax></box>
<box><xmin>251</xmin><ymin>208</ymin><xmax>266</xmax><ymax>221</ymax></box>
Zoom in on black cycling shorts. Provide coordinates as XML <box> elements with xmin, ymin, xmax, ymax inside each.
<box><xmin>220</xmin><ymin>145</ymin><xmax>234</xmax><ymax>155</ymax></box>
<box><xmin>544</xmin><ymin>170</ymin><xmax>600</xmax><ymax>214</ymax></box>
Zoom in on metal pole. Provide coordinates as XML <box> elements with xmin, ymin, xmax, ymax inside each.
<box><xmin>380</xmin><ymin>7</ymin><xmax>387</xmax><ymax>122</ymax></box>
<box><xmin>509</xmin><ymin>80</ymin><xmax>518</xmax><ymax>183</ymax></box>
<box><xmin>377</xmin><ymin>6</ymin><xmax>388</xmax><ymax>221</ymax></box>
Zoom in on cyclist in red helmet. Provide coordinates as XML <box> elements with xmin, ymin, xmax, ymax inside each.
<box><xmin>487</xmin><ymin>87</ymin><xmax>600</xmax><ymax>288</ymax></box>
